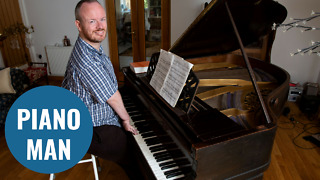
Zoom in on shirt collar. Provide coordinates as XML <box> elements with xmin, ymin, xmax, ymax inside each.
<box><xmin>78</xmin><ymin>36</ymin><xmax>104</xmax><ymax>56</ymax></box>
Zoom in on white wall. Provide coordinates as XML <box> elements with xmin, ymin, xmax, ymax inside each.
<box><xmin>171</xmin><ymin>0</ymin><xmax>208</xmax><ymax>45</ymax></box>
<box><xmin>271</xmin><ymin>0</ymin><xmax>320</xmax><ymax>85</ymax></box>
<box><xmin>171</xmin><ymin>0</ymin><xmax>320</xmax><ymax>86</ymax></box>
<box><xmin>19</xmin><ymin>0</ymin><xmax>109</xmax><ymax>63</ymax></box>
<box><xmin>16</xmin><ymin>0</ymin><xmax>320</xmax><ymax>85</ymax></box>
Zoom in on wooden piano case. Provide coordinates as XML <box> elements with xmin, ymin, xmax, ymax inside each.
<box><xmin>122</xmin><ymin>0</ymin><xmax>289</xmax><ymax>179</ymax></box>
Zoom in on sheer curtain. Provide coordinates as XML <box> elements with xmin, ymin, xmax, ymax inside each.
<box><xmin>0</xmin><ymin>0</ymin><xmax>31</xmax><ymax>67</ymax></box>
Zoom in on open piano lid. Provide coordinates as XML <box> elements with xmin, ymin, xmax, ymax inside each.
<box><xmin>165</xmin><ymin>0</ymin><xmax>287</xmax><ymax>141</ymax></box>
<box><xmin>169</xmin><ymin>0</ymin><xmax>287</xmax><ymax>59</ymax></box>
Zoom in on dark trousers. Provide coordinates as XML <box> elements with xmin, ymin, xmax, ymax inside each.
<box><xmin>87</xmin><ymin>125</ymin><xmax>141</xmax><ymax>179</ymax></box>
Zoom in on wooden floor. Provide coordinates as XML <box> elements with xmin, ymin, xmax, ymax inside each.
<box><xmin>263</xmin><ymin>102</ymin><xmax>320</xmax><ymax>180</ymax></box>
<box><xmin>0</xmin><ymin>78</ymin><xmax>319</xmax><ymax>179</ymax></box>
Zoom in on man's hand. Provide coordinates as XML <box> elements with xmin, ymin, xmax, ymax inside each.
<box><xmin>123</xmin><ymin>120</ymin><xmax>138</xmax><ymax>135</ymax></box>
<box><xmin>107</xmin><ymin>90</ymin><xmax>138</xmax><ymax>135</ymax></box>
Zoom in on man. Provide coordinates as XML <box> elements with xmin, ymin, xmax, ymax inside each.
<box><xmin>62</xmin><ymin>0</ymin><xmax>138</xmax><ymax>178</ymax></box>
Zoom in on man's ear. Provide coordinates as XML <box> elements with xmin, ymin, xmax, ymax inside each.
<box><xmin>75</xmin><ymin>20</ymin><xmax>81</xmax><ymax>32</ymax></box>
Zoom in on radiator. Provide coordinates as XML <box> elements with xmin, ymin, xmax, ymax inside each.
<box><xmin>45</xmin><ymin>45</ymin><xmax>73</xmax><ymax>76</ymax></box>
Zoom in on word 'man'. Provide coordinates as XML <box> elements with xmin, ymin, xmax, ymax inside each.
<box><xmin>18</xmin><ymin>109</ymin><xmax>80</xmax><ymax>130</ymax></box>
<box><xmin>27</xmin><ymin>139</ymin><xmax>70</xmax><ymax>160</ymax></box>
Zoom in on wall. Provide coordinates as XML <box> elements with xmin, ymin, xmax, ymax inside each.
<box><xmin>19</xmin><ymin>0</ymin><xmax>109</xmax><ymax>63</ymax></box>
<box><xmin>171</xmin><ymin>0</ymin><xmax>208</xmax><ymax>45</ymax></box>
<box><xmin>13</xmin><ymin>0</ymin><xmax>320</xmax><ymax>85</ymax></box>
<box><xmin>171</xmin><ymin>0</ymin><xmax>320</xmax><ymax>86</ymax></box>
<box><xmin>271</xmin><ymin>0</ymin><xmax>320</xmax><ymax>85</ymax></box>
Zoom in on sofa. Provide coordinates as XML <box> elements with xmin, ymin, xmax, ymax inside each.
<box><xmin>0</xmin><ymin>67</ymin><xmax>29</xmax><ymax>128</ymax></box>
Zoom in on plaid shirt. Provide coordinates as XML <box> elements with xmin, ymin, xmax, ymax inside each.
<box><xmin>62</xmin><ymin>36</ymin><xmax>120</xmax><ymax>127</ymax></box>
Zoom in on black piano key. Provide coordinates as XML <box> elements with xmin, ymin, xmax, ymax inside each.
<box><xmin>171</xmin><ymin>177</ymin><xmax>186</xmax><ymax>180</ymax></box>
<box><xmin>134</xmin><ymin>120</ymin><xmax>155</xmax><ymax>127</ymax></box>
<box><xmin>149</xmin><ymin>145</ymin><xmax>166</xmax><ymax>152</ymax></box>
<box><xmin>166</xmin><ymin>172</ymin><xmax>184</xmax><ymax>179</ymax></box>
<box><xmin>145</xmin><ymin>136</ymin><xmax>172</xmax><ymax>146</ymax></box>
<box><xmin>149</xmin><ymin>143</ymin><xmax>178</xmax><ymax>153</ymax></box>
<box><xmin>138</xmin><ymin>126</ymin><xmax>155</xmax><ymax>134</ymax></box>
<box><xmin>156</xmin><ymin>152</ymin><xmax>185</xmax><ymax>162</ymax></box>
<box><xmin>155</xmin><ymin>154</ymin><xmax>176</xmax><ymax>161</ymax></box>
<box><xmin>141</xmin><ymin>128</ymin><xmax>165</xmax><ymax>135</ymax></box>
<box><xmin>153</xmin><ymin>149</ymin><xmax>182</xmax><ymax>158</ymax></box>
<box><xmin>125</xmin><ymin>107</ymin><xmax>139</xmax><ymax>112</ymax></box>
<box><xmin>128</xmin><ymin>112</ymin><xmax>142</xmax><ymax>117</ymax></box>
<box><xmin>156</xmin><ymin>153</ymin><xmax>185</xmax><ymax>162</ymax></box>
<box><xmin>131</xmin><ymin>115</ymin><xmax>145</xmax><ymax>121</ymax></box>
<box><xmin>140</xmin><ymin>129</ymin><xmax>164</xmax><ymax>136</ymax></box>
<box><xmin>164</xmin><ymin>166</ymin><xmax>192</xmax><ymax>178</ymax></box>
<box><xmin>141</xmin><ymin>132</ymin><xmax>156</xmax><ymax>138</ymax></box>
<box><xmin>154</xmin><ymin>153</ymin><xmax>184</xmax><ymax>162</ymax></box>
<box><xmin>161</xmin><ymin>159</ymin><xmax>190</xmax><ymax>170</ymax></box>
<box><xmin>134</xmin><ymin>120</ymin><xmax>159</xmax><ymax>128</ymax></box>
<box><xmin>159</xmin><ymin>158</ymin><xmax>189</xmax><ymax>168</ymax></box>
<box><xmin>155</xmin><ymin>155</ymin><xmax>171</xmax><ymax>162</ymax></box>
<box><xmin>166</xmin><ymin>172</ymin><xmax>185</xmax><ymax>179</ymax></box>
<box><xmin>165</xmin><ymin>169</ymin><xmax>184</xmax><ymax>178</ymax></box>
<box><xmin>145</xmin><ymin>139</ymin><xmax>161</xmax><ymax>146</ymax></box>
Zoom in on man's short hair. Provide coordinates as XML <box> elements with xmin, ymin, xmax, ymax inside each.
<box><xmin>75</xmin><ymin>0</ymin><xmax>101</xmax><ymax>21</ymax></box>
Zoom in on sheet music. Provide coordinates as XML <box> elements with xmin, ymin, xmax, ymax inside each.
<box><xmin>150</xmin><ymin>49</ymin><xmax>193</xmax><ymax>107</ymax></box>
<box><xmin>149</xmin><ymin>49</ymin><xmax>172</xmax><ymax>92</ymax></box>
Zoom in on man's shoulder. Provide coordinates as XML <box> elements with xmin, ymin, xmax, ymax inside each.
<box><xmin>71</xmin><ymin>42</ymin><xmax>94</xmax><ymax>68</ymax></box>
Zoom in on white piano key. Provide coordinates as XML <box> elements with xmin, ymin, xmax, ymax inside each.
<box><xmin>127</xmin><ymin>104</ymin><xmax>191</xmax><ymax>180</ymax></box>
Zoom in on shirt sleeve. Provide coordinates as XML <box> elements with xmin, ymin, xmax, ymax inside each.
<box><xmin>80</xmin><ymin>59</ymin><xmax>118</xmax><ymax>104</ymax></box>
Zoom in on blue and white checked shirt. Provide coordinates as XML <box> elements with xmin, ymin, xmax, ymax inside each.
<box><xmin>62</xmin><ymin>36</ymin><xmax>120</xmax><ymax>127</ymax></box>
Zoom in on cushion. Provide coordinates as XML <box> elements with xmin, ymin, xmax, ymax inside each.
<box><xmin>23</xmin><ymin>66</ymin><xmax>47</xmax><ymax>83</ymax></box>
<box><xmin>0</xmin><ymin>68</ymin><xmax>16</xmax><ymax>94</ymax></box>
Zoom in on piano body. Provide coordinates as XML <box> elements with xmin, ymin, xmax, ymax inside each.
<box><xmin>120</xmin><ymin>0</ymin><xmax>289</xmax><ymax>179</ymax></box>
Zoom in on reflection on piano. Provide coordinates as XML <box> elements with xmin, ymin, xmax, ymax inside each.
<box><xmin>120</xmin><ymin>0</ymin><xmax>289</xmax><ymax>179</ymax></box>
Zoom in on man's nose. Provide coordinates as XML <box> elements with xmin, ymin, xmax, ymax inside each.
<box><xmin>96</xmin><ymin>21</ymin><xmax>104</xmax><ymax>29</ymax></box>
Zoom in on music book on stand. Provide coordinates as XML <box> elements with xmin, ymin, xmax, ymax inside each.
<box><xmin>150</xmin><ymin>49</ymin><xmax>193</xmax><ymax>107</ymax></box>
<box><xmin>130</xmin><ymin>61</ymin><xmax>150</xmax><ymax>74</ymax></box>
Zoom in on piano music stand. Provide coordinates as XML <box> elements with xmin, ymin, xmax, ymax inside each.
<box><xmin>146</xmin><ymin>52</ymin><xmax>199</xmax><ymax>114</ymax></box>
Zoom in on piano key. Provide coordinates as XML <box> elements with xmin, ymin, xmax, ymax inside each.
<box><xmin>160</xmin><ymin>158</ymin><xmax>189</xmax><ymax>169</ymax></box>
<box><xmin>128</xmin><ymin>111</ymin><xmax>142</xmax><ymax>117</ymax></box>
<box><xmin>124</xmin><ymin>98</ymin><xmax>192</xmax><ymax>180</ymax></box>
<box><xmin>150</xmin><ymin>143</ymin><xmax>178</xmax><ymax>153</ymax></box>
<box><xmin>167</xmin><ymin>175</ymin><xmax>186</xmax><ymax>180</ymax></box>
<box><xmin>141</xmin><ymin>132</ymin><xmax>156</xmax><ymax>138</ymax></box>
<box><xmin>170</xmin><ymin>176</ymin><xmax>187</xmax><ymax>180</ymax></box>
<box><xmin>161</xmin><ymin>161</ymin><xmax>189</xmax><ymax>170</ymax></box>
<box><xmin>144</xmin><ymin>136</ymin><xmax>171</xmax><ymax>145</ymax></box>
<box><xmin>156</xmin><ymin>153</ymin><xmax>185</xmax><ymax>163</ymax></box>
<box><xmin>131</xmin><ymin>132</ymin><xmax>168</xmax><ymax>179</ymax></box>
<box><xmin>130</xmin><ymin>124</ymin><xmax>183</xmax><ymax>179</ymax></box>
<box><xmin>164</xmin><ymin>166</ymin><xmax>192</xmax><ymax>178</ymax></box>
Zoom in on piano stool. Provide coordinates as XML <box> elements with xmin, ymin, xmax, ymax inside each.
<box><xmin>49</xmin><ymin>154</ymin><xmax>100</xmax><ymax>180</ymax></box>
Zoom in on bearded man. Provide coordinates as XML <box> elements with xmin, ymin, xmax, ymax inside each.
<box><xmin>62</xmin><ymin>0</ymin><xmax>138</xmax><ymax>179</ymax></box>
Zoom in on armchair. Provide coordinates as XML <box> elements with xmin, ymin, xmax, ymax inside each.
<box><xmin>22</xmin><ymin>62</ymin><xmax>48</xmax><ymax>87</ymax></box>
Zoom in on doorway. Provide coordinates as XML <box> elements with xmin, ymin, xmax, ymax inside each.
<box><xmin>105</xmin><ymin>0</ymin><xmax>170</xmax><ymax>82</ymax></box>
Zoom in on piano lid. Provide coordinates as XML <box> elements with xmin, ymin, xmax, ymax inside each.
<box><xmin>169</xmin><ymin>0</ymin><xmax>287</xmax><ymax>59</ymax></box>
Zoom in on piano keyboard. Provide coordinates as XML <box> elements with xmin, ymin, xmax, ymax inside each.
<box><xmin>122</xmin><ymin>96</ymin><xmax>192</xmax><ymax>180</ymax></box>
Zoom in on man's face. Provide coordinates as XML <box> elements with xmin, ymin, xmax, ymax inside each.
<box><xmin>76</xmin><ymin>2</ymin><xmax>107</xmax><ymax>46</ymax></box>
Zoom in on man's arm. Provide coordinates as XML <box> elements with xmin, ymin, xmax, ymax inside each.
<box><xmin>107</xmin><ymin>90</ymin><xmax>138</xmax><ymax>135</ymax></box>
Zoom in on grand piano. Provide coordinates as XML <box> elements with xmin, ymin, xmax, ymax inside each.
<box><xmin>120</xmin><ymin>0</ymin><xmax>289</xmax><ymax>179</ymax></box>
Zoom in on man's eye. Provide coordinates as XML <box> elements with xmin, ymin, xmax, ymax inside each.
<box><xmin>101</xmin><ymin>18</ymin><xmax>106</xmax><ymax>22</ymax></box>
<box><xmin>89</xmin><ymin>20</ymin><xmax>96</xmax><ymax>24</ymax></box>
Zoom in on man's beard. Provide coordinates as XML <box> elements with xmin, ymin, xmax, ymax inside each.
<box><xmin>83</xmin><ymin>28</ymin><xmax>106</xmax><ymax>43</ymax></box>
